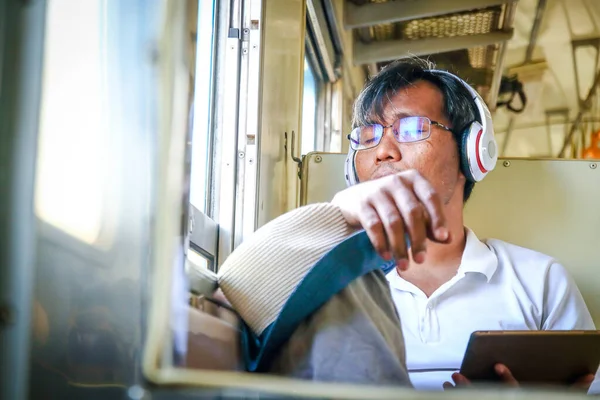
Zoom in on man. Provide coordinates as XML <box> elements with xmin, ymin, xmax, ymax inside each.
<box><xmin>218</xmin><ymin>58</ymin><xmax>597</xmax><ymax>391</ymax></box>
<box><xmin>333</xmin><ymin>58</ymin><xmax>596</xmax><ymax>391</ymax></box>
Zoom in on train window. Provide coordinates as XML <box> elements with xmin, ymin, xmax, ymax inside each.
<box><xmin>189</xmin><ymin>0</ymin><xmax>216</xmax><ymax>214</ymax></box>
<box><xmin>301</xmin><ymin>57</ymin><xmax>319</xmax><ymax>155</ymax></box>
<box><xmin>34</xmin><ymin>0</ymin><xmax>112</xmax><ymax>246</ymax></box>
<box><xmin>187</xmin><ymin>248</ymin><xmax>210</xmax><ymax>271</ymax></box>
<box><xmin>188</xmin><ymin>204</ymin><xmax>217</xmax><ymax>271</ymax></box>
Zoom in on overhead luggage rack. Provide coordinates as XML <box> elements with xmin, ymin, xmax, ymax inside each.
<box><xmin>347</xmin><ymin>0</ymin><xmax>518</xmax><ymax>110</ymax></box>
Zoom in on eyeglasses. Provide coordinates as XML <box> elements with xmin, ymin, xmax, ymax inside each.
<box><xmin>348</xmin><ymin>116</ymin><xmax>453</xmax><ymax>151</ymax></box>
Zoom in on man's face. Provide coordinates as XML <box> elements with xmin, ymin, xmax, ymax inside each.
<box><xmin>354</xmin><ymin>80</ymin><xmax>465</xmax><ymax>205</ymax></box>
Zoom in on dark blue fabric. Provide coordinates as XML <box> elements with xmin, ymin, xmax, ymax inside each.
<box><xmin>240</xmin><ymin>230</ymin><xmax>399</xmax><ymax>372</ymax></box>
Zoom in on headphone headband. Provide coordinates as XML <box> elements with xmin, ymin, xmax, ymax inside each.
<box><xmin>425</xmin><ymin>69</ymin><xmax>494</xmax><ymax>142</ymax></box>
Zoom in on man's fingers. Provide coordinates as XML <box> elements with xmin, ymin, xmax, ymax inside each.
<box><xmin>411</xmin><ymin>172</ymin><xmax>448</xmax><ymax>243</ymax></box>
<box><xmin>495</xmin><ymin>364</ymin><xmax>519</xmax><ymax>387</ymax></box>
<box><xmin>452</xmin><ymin>372</ymin><xmax>472</xmax><ymax>386</ymax></box>
<box><xmin>358</xmin><ymin>203</ymin><xmax>391</xmax><ymax>260</ymax></box>
<box><xmin>333</xmin><ymin>169</ymin><xmax>448</xmax><ymax>266</ymax></box>
<box><xmin>442</xmin><ymin>381</ymin><xmax>455</xmax><ymax>390</ymax></box>
<box><xmin>388</xmin><ymin>183</ymin><xmax>427</xmax><ymax>263</ymax></box>
<box><xmin>370</xmin><ymin>196</ymin><xmax>408</xmax><ymax>265</ymax></box>
<box><xmin>572</xmin><ymin>373</ymin><xmax>595</xmax><ymax>390</ymax></box>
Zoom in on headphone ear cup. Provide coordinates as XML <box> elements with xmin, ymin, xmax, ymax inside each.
<box><xmin>344</xmin><ymin>148</ymin><xmax>359</xmax><ymax>186</ymax></box>
<box><xmin>460</xmin><ymin>126</ymin><xmax>475</xmax><ymax>182</ymax></box>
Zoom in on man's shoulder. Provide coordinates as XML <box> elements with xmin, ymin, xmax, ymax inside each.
<box><xmin>476</xmin><ymin>236</ymin><xmax>594</xmax><ymax>330</ymax></box>
<box><xmin>481</xmin><ymin>237</ymin><xmax>558</xmax><ymax>271</ymax></box>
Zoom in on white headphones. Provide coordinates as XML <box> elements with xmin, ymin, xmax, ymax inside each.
<box><xmin>344</xmin><ymin>69</ymin><xmax>498</xmax><ymax>186</ymax></box>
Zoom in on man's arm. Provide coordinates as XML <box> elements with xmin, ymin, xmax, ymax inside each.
<box><xmin>219</xmin><ymin>169</ymin><xmax>448</xmax><ymax>336</ymax></box>
<box><xmin>541</xmin><ymin>262</ymin><xmax>595</xmax><ymax>330</ymax></box>
<box><xmin>542</xmin><ymin>262</ymin><xmax>598</xmax><ymax>394</ymax></box>
<box><xmin>217</xmin><ymin>203</ymin><xmax>412</xmax><ymax>385</ymax></box>
<box><xmin>217</xmin><ymin>170</ymin><xmax>448</xmax><ymax>383</ymax></box>
<box><xmin>218</xmin><ymin>203</ymin><xmax>355</xmax><ymax>335</ymax></box>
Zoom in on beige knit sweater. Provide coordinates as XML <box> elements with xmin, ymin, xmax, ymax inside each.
<box><xmin>217</xmin><ymin>203</ymin><xmax>356</xmax><ymax>336</ymax></box>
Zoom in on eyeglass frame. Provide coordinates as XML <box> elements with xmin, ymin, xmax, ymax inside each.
<box><xmin>347</xmin><ymin>116</ymin><xmax>454</xmax><ymax>151</ymax></box>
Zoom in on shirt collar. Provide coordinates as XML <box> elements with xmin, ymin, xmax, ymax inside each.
<box><xmin>458</xmin><ymin>227</ymin><xmax>498</xmax><ymax>282</ymax></box>
<box><xmin>386</xmin><ymin>227</ymin><xmax>498</xmax><ymax>288</ymax></box>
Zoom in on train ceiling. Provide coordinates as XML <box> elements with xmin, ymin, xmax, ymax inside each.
<box><xmin>346</xmin><ymin>0</ymin><xmax>600</xmax><ymax>156</ymax></box>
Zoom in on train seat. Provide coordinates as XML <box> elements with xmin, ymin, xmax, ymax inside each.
<box><xmin>300</xmin><ymin>154</ymin><xmax>600</xmax><ymax>326</ymax></box>
<box><xmin>185</xmin><ymin>296</ymin><xmax>242</xmax><ymax>371</ymax></box>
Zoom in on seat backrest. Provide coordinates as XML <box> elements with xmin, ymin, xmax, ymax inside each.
<box><xmin>186</xmin><ymin>297</ymin><xmax>242</xmax><ymax>370</ymax></box>
<box><xmin>300</xmin><ymin>153</ymin><xmax>600</xmax><ymax>326</ymax></box>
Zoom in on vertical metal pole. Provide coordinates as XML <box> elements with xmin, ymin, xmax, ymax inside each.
<box><xmin>215</xmin><ymin>0</ymin><xmax>242</xmax><ymax>265</ymax></box>
<box><xmin>500</xmin><ymin>116</ymin><xmax>515</xmax><ymax>156</ymax></box>
<box><xmin>0</xmin><ymin>1</ymin><xmax>47</xmax><ymax>399</ymax></box>
<box><xmin>558</xmin><ymin>68</ymin><xmax>600</xmax><ymax>157</ymax></box>
<box><xmin>524</xmin><ymin>0</ymin><xmax>547</xmax><ymax>63</ymax></box>
<box><xmin>545</xmin><ymin>108</ymin><xmax>569</xmax><ymax>157</ymax></box>
<box><xmin>238</xmin><ymin>0</ymin><xmax>263</xmax><ymax>243</ymax></box>
<box><xmin>488</xmin><ymin>1</ymin><xmax>517</xmax><ymax>111</ymax></box>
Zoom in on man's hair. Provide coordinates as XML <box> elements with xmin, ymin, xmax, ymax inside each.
<box><xmin>352</xmin><ymin>58</ymin><xmax>480</xmax><ymax>202</ymax></box>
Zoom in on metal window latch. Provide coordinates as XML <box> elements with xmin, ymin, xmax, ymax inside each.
<box><xmin>284</xmin><ymin>131</ymin><xmax>303</xmax><ymax>180</ymax></box>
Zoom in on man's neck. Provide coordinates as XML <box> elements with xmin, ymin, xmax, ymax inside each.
<box><xmin>397</xmin><ymin>200</ymin><xmax>467</xmax><ymax>295</ymax></box>
<box><xmin>407</xmin><ymin>222</ymin><xmax>466</xmax><ymax>268</ymax></box>
<box><xmin>420</xmin><ymin>200</ymin><xmax>466</xmax><ymax>265</ymax></box>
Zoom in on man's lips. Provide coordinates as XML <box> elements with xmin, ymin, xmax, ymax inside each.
<box><xmin>370</xmin><ymin>165</ymin><xmax>404</xmax><ymax>180</ymax></box>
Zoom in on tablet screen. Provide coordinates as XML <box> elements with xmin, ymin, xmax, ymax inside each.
<box><xmin>460</xmin><ymin>330</ymin><xmax>600</xmax><ymax>385</ymax></box>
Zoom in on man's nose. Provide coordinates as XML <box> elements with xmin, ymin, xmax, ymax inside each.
<box><xmin>375</xmin><ymin>127</ymin><xmax>402</xmax><ymax>162</ymax></box>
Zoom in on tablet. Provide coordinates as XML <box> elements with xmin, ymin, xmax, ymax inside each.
<box><xmin>459</xmin><ymin>330</ymin><xmax>600</xmax><ymax>385</ymax></box>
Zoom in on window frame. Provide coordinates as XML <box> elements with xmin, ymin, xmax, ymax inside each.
<box><xmin>188</xmin><ymin>204</ymin><xmax>218</xmax><ymax>272</ymax></box>
<box><xmin>303</xmin><ymin>0</ymin><xmax>344</xmax><ymax>155</ymax></box>
<box><xmin>190</xmin><ymin>0</ymin><xmax>218</xmax><ymax>217</ymax></box>
<box><xmin>188</xmin><ymin>0</ymin><xmax>219</xmax><ymax>267</ymax></box>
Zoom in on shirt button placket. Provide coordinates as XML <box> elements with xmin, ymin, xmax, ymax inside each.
<box><xmin>420</xmin><ymin>301</ymin><xmax>430</xmax><ymax>343</ymax></box>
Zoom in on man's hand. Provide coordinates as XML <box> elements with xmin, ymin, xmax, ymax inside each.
<box><xmin>443</xmin><ymin>364</ymin><xmax>595</xmax><ymax>391</ymax></box>
<box><xmin>443</xmin><ymin>364</ymin><xmax>518</xmax><ymax>390</ymax></box>
<box><xmin>572</xmin><ymin>373</ymin><xmax>596</xmax><ymax>391</ymax></box>
<box><xmin>331</xmin><ymin>170</ymin><xmax>449</xmax><ymax>269</ymax></box>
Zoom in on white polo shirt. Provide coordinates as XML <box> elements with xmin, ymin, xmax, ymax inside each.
<box><xmin>386</xmin><ymin>228</ymin><xmax>597</xmax><ymax>391</ymax></box>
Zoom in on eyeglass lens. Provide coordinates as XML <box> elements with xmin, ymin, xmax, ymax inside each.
<box><xmin>349</xmin><ymin>116</ymin><xmax>431</xmax><ymax>150</ymax></box>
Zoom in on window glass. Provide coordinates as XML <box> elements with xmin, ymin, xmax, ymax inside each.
<box><xmin>301</xmin><ymin>57</ymin><xmax>319</xmax><ymax>155</ymax></box>
<box><xmin>186</xmin><ymin>248</ymin><xmax>210</xmax><ymax>272</ymax></box>
<box><xmin>189</xmin><ymin>0</ymin><xmax>216</xmax><ymax>213</ymax></box>
<box><xmin>35</xmin><ymin>0</ymin><xmax>110</xmax><ymax>245</ymax></box>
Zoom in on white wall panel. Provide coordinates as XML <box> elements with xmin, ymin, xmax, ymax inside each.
<box><xmin>256</xmin><ymin>0</ymin><xmax>306</xmax><ymax>227</ymax></box>
<box><xmin>301</xmin><ymin>154</ymin><xmax>600</xmax><ymax>325</ymax></box>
